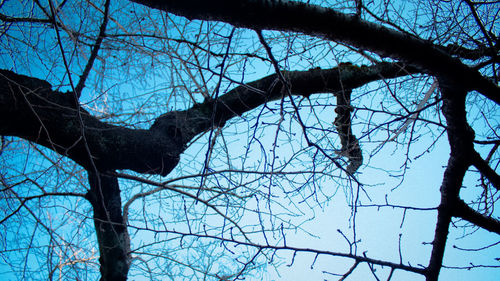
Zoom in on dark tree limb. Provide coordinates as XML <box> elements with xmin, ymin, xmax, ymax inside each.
<box><xmin>454</xmin><ymin>199</ymin><xmax>500</xmax><ymax>235</ymax></box>
<box><xmin>152</xmin><ymin>62</ymin><xmax>418</xmax><ymax>145</ymax></box>
<box><xmin>440</xmin><ymin>43</ymin><xmax>499</xmax><ymax>61</ymax></box>
<box><xmin>86</xmin><ymin>171</ymin><xmax>131</xmax><ymax>281</ymax></box>
<box><xmin>426</xmin><ymin>80</ymin><xmax>475</xmax><ymax>281</ymax></box>
<box><xmin>471</xmin><ymin>150</ymin><xmax>500</xmax><ymax>191</ymax></box>
<box><xmin>2</xmin><ymin>2</ymin><xmax>497</xmax><ymax>280</ymax></box>
<box><xmin>74</xmin><ymin>0</ymin><xmax>111</xmax><ymax>97</ymax></box>
<box><xmin>0</xmin><ymin>70</ymin><xmax>185</xmax><ymax>176</ymax></box>
<box><xmin>334</xmin><ymin>89</ymin><xmax>362</xmax><ymax>174</ymax></box>
<box><xmin>0</xmin><ymin>62</ymin><xmax>416</xmax><ymax>176</ymax></box>
<box><xmin>131</xmin><ymin>0</ymin><xmax>500</xmax><ymax>104</ymax></box>
<box><xmin>0</xmin><ymin>13</ymin><xmax>52</xmax><ymax>24</ymax></box>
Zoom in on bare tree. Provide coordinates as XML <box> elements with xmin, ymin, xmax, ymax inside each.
<box><xmin>0</xmin><ymin>0</ymin><xmax>499</xmax><ymax>280</ymax></box>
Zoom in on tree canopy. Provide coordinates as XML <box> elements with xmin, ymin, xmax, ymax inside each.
<box><xmin>0</xmin><ymin>0</ymin><xmax>499</xmax><ymax>280</ymax></box>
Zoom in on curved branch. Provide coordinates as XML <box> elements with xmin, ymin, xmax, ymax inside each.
<box><xmin>1</xmin><ymin>62</ymin><xmax>416</xmax><ymax>176</ymax></box>
<box><xmin>119</xmin><ymin>172</ymin><xmax>251</xmax><ymax>242</ymax></box>
<box><xmin>131</xmin><ymin>0</ymin><xmax>500</xmax><ymax>104</ymax></box>
<box><xmin>151</xmin><ymin>62</ymin><xmax>418</xmax><ymax>146</ymax></box>
<box><xmin>334</xmin><ymin>89</ymin><xmax>362</xmax><ymax>174</ymax></box>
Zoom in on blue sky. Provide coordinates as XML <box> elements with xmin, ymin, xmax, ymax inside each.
<box><xmin>0</xmin><ymin>0</ymin><xmax>499</xmax><ymax>280</ymax></box>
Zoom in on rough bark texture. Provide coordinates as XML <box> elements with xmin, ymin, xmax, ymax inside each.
<box><xmin>0</xmin><ymin>63</ymin><xmax>414</xmax><ymax>176</ymax></box>
<box><xmin>0</xmin><ymin>70</ymin><xmax>184</xmax><ymax>176</ymax></box>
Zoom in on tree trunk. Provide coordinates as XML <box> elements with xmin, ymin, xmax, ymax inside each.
<box><xmin>426</xmin><ymin>80</ymin><xmax>474</xmax><ymax>281</ymax></box>
<box><xmin>86</xmin><ymin>171</ymin><xmax>131</xmax><ymax>281</ymax></box>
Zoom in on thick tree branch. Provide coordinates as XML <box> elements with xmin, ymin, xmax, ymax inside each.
<box><xmin>426</xmin><ymin>81</ymin><xmax>475</xmax><ymax>281</ymax></box>
<box><xmin>0</xmin><ymin>70</ymin><xmax>184</xmax><ymax>176</ymax></box>
<box><xmin>441</xmin><ymin>43</ymin><xmax>499</xmax><ymax>61</ymax></box>
<box><xmin>0</xmin><ymin>13</ymin><xmax>52</xmax><ymax>24</ymax></box>
<box><xmin>131</xmin><ymin>0</ymin><xmax>500</xmax><ymax>105</ymax></box>
<box><xmin>1</xmin><ymin>63</ymin><xmax>415</xmax><ymax>176</ymax></box>
<box><xmin>86</xmin><ymin>172</ymin><xmax>130</xmax><ymax>281</ymax></box>
<box><xmin>454</xmin><ymin>199</ymin><xmax>500</xmax><ymax>235</ymax></box>
<box><xmin>152</xmin><ymin>62</ymin><xmax>418</xmax><ymax>145</ymax></box>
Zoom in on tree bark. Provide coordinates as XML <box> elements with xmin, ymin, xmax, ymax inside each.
<box><xmin>426</xmin><ymin>80</ymin><xmax>474</xmax><ymax>281</ymax></box>
<box><xmin>86</xmin><ymin>171</ymin><xmax>131</xmax><ymax>281</ymax></box>
<box><xmin>0</xmin><ymin>69</ymin><xmax>185</xmax><ymax>176</ymax></box>
<box><xmin>0</xmin><ymin>62</ymin><xmax>418</xmax><ymax>280</ymax></box>
<box><xmin>0</xmin><ymin>63</ymin><xmax>415</xmax><ymax>176</ymax></box>
<box><xmin>131</xmin><ymin>0</ymin><xmax>499</xmax><ymax>104</ymax></box>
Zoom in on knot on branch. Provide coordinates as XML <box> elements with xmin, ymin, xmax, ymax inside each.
<box><xmin>334</xmin><ymin>89</ymin><xmax>362</xmax><ymax>174</ymax></box>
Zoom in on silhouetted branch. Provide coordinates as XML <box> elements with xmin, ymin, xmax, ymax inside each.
<box><xmin>454</xmin><ymin>199</ymin><xmax>500</xmax><ymax>235</ymax></box>
<box><xmin>74</xmin><ymin>0</ymin><xmax>111</xmax><ymax>97</ymax></box>
<box><xmin>426</xmin><ymin>80</ymin><xmax>474</xmax><ymax>281</ymax></box>
<box><xmin>132</xmin><ymin>0</ymin><xmax>500</xmax><ymax>104</ymax></box>
<box><xmin>471</xmin><ymin>150</ymin><xmax>500</xmax><ymax>191</ymax></box>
